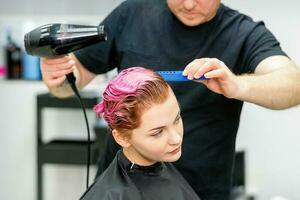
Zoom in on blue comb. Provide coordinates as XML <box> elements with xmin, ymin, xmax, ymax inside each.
<box><xmin>157</xmin><ymin>71</ymin><xmax>207</xmax><ymax>82</ymax></box>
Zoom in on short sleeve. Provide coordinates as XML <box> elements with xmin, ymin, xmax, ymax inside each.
<box><xmin>239</xmin><ymin>21</ymin><xmax>287</xmax><ymax>73</ymax></box>
<box><xmin>74</xmin><ymin>2</ymin><xmax>127</xmax><ymax>74</ymax></box>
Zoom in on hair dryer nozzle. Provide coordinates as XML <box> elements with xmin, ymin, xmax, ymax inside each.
<box><xmin>24</xmin><ymin>23</ymin><xmax>107</xmax><ymax>57</ymax></box>
<box><xmin>24</xmin><ymin>32</ymin><xmax>31</xmax><ymax>55</ymax></box>
<box><xmin>24</xmin><ymin>24</ymin><xmax>56</xmax><ymax>57</ymax></box>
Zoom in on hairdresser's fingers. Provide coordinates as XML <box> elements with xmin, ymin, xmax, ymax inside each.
<box><xmin>193</xmin><ymin>59</ymin><xmax>222</xmax><ymax>79</ymax></box>
<box><xmin>203</xmin><ymin>68</ymin><xmax>226</xmax><ymax>79</ymax></box>
<box><xmin>42</xmin><ymin>64</ymin><xmax>73</xmax><ymax>80</ymax></box>
<box><xmin>49</xmin><ymin>67</ymin><xmax>74</xmax><ymax>79</ymax></box>
<box><xmin>40</xmin><ymin>56</ymin><xmax>72</xmax><ymax>76</ymax></box>
<box><xmin>42</xmin><ymin>68</ymin><xmax>73</xmax><ymax>88</ymax></box>
<box><xmin>42</xmin><ymin>56</ymin><xmax>71</xmax><ymax>65</ymax></box>
<box><xmin>192</xmin><ymin>63</ymin><xmax>240</xmax><ymax>98</ymax></box>
<box><xmin>40</xmin><ymin>56</ymin><xmax>74</xmax><ymax>77</ymax></box>
<box><xmin>183</xmin><ymin>58</ymin><xmax>208</xmax><ymax>80</ymax></box>
<box><xmin>183</xmin><ymin>59</ymin><xmax>199</xmax><ymax>78</ymax></box>
<box><xmin>46</xmin><ymin>76</ymin><xmax>67</xmax><ymax>88</ymax></box>
<box><xmin>43</xmin><ymin>60</ymin><xmax>75</xmax><ymax>72</ymax></box>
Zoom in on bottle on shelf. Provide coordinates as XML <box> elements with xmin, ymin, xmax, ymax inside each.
<box><xmin>5</xmin><ymin>29</ymin><xmax>22</xmax><ymax>79</ymax></box>
<box><xmin>22</xmin><ymin>53</ymin><xmax>41</xmax><ymax>80</ymax></box>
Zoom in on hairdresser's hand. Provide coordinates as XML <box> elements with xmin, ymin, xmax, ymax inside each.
<box><xmin>40</xmin><ymin>56</ymin><xmax>75</xmax><ymax>89</ymax></box>
<box><xmin>183</xmin><ymin>58</ymin><xmax>240</xmax><ymax>99</ymax></box>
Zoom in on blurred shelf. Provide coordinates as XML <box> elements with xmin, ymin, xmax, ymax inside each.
<box><xmin>36</xmin><ymin>92</ymin><xmax>108</xmax><ymax>200</ymax></box>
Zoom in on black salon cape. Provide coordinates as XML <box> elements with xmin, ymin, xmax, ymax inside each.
<box><xmin>80</xmin><ymin>150</ymin><xmax>200</xmax><ymax>200</ymax></box>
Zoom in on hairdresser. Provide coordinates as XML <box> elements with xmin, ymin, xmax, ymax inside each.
<box><xmin>40</xmin><ymin>0</ymin><xmax>300</xmax><ymax>199</ymax></box>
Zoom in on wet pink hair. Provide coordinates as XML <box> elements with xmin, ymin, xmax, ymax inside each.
<box><xmin>94</xmin><ymin>67</ymin><xmax>170</xmax><ymax>133</ymax></box>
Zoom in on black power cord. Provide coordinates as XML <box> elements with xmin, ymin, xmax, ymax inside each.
<box><xmin>67</xmin><ymin>73</ymin><xmax>91</xmax><ymax>190</ymax></box>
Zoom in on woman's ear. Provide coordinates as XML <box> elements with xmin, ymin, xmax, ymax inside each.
<box><xmin>112</xmin><ymin>129</ymin><xmax>131</xmax><ymax>148</ymax></box>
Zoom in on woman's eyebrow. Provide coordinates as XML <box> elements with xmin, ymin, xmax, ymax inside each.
<box><xmin>173</xmin><ymin>110</ymin><xmax>181</xmax><ymax>122</ymax></box>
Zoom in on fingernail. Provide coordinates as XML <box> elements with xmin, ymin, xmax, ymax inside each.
<box><xmin>69</xmin><ymin>60</ymin><xmax>75</xmax><ymax>65</ymax></box>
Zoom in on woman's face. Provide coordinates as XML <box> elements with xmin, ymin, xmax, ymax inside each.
<box><xmin>125</xmin><ymin>88</ymin><xmax>183</xmax><ymax>165</ymax></box>
<box><xmin>167</xmin><ymin>0</ymin><xmax>221</xmax><ymax>26</ymax></box>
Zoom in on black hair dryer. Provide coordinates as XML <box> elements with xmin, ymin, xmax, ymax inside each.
<box><xmin>24</xmin><ymin>23</ymin><xmax>107</xmax><ymax>83</ymax></box>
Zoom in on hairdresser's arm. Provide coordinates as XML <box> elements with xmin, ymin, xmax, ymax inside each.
<box><xmin>183</xmin><ymin>56</ymin><xmax>300</xmax><ymax>109</ymax></box>
<box><xmin>40</xmin><ymin>53</ymin><xmax>96</xmax><ymax>98</ymax></box>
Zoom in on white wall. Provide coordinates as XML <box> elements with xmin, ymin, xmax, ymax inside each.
<box><xmin>222</xmin><ymin>0</ymin><xmax>300</xmax><ymax>199</ymax></box>
<box><xmin>0</xmin><ymin>0</ymin><xmax>300</xmax><ymax>200</ymax></box>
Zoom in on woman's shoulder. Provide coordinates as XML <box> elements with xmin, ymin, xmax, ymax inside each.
<box><xmin>79</xmin><ymin>155</ymin><xmax>142</xmax><ymax>200</ymax></box>
<box><xmin>79</xmin><ymin>157</ymin><xmax>118</xmax><ymax>200</ymax></box>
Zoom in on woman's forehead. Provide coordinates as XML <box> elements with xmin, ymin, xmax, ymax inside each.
<box><xmin>138</xmin><ymin>91</ymin><xmax>180</xmax><ymax>129</ymax></box>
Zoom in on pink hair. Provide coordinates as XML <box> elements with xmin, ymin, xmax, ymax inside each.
<box><xmin>94</xmin><ymin>67</ymin><xmax>170</xmax><ymax>132</ymax></box>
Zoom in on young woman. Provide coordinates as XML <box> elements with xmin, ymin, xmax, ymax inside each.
<box><xmin>80</xmin><ymin>67</ymin><xmax>200</xmax><ymax>200</ymax></box>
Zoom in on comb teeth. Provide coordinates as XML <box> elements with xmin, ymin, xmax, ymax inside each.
<box><xmin>157</xmin><ymin>71</ymin><xmax>207</xmax><ymax>82</ymax></box>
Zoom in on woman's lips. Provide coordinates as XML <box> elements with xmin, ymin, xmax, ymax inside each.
<box><xmin>169</xmin><ymin>146</ymin><xmax>181</xmax><ymax>154</ymax></box>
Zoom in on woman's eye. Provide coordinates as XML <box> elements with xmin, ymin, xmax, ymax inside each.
<box><xmin>151</xmin><ymin>129</ymin><xmax>163</xmax><ymax>137</ymax></box>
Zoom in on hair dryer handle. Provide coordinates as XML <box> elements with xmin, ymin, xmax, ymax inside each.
<box><xmin>66</xmin><ymin>72</ymin><xmax>76</xmax><ymax>84</ymax></box>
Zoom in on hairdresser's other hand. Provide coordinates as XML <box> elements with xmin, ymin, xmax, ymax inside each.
<box><xmin>183</xmin><ymin>58</ymin><xmax>240</xmax><ymax>99</ymax></box>
<box><xmin>40</xmin><ymin>55</ymin><xmax>75</xmax><ymax>89</ymax></box>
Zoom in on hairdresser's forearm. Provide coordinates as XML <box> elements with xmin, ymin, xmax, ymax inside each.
<box><xmin>235</xmin><ymin>67</ymin><xmax>300</xmax><ymax>109</ymax></box>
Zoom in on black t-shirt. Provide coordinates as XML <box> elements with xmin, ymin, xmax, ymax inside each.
<box><xmin>75</xmin><ymin>0</ymin><xmax>286</xmax><ymax>199</ymax></box>
<box><xmin>80</xmin><ymin>150</ymin><xmax>200</xmax><ymax>200</ymax></box>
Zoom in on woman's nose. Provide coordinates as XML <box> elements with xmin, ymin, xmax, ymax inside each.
<box><xmin>168</xmin><ymin>129</ymin><xmax>182</xmax><ymax>145</ymax></box>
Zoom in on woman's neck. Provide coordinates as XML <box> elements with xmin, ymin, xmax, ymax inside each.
<box><xmin>123</xmin><ymin>147</ymin><xmax>157</xmax><ymax>166</ymax></box>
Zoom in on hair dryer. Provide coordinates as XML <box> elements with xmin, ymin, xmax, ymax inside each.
<box><xmin>24</xmin><ymin>23</ymin><xmax>107</xmax><ymax>189</ymax></box>
<box><xmin>24</xmin><ymin>23</ymin><xmax>107</xmax><ymax>83</ymax></box>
